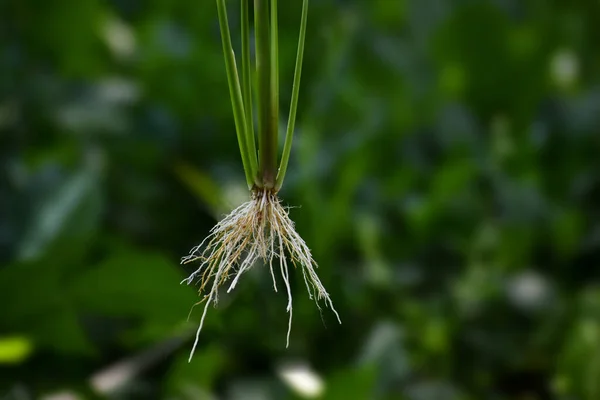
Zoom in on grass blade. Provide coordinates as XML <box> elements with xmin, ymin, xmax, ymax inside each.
<box><xmin>271</xmin><ymin>0</ymin><xmax>279</xmax><ymax>183</ymax></box>
<box><xmin>255</xmin><ymin>0</ymin><xmax>277</xmax><ymax>188</ymax></box>
<box><xmin>241</xmin><ymin>0</ymin><xmax>258</xmax><ymax>176</ymax></box>
<box><xmin>275</xmin><ymin>0</ymin><xmax>309</xmax><ymax>191</ymax></box>
<box><xmin>216</xmin><ymin>0</ymin><xmax>255</xmax><ymax>188</ymax></box>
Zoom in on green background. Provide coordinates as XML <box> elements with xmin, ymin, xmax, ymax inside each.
<box><xmin>1</xmin><ymin>0</ymin><xmax>600</xmax><ymax>399</ymax></box>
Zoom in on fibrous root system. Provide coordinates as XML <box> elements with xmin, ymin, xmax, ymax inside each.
<box><xmin>181</xmin><ymin>189</ymin><xmax>340</xmax><ymax>361</ymax></box>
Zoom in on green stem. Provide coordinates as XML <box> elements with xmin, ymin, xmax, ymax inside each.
<box><xmin>241</xmin><ymin>0</ymin><xmax>258</xmax><ymax>178</ymax></box>
<box><xmin>216</xmin><ymin>0</ymin><xmax>255</xmax><ymax>189</ymax></box>
<box><xmin>270</xmin><ymin>0</ymin><xmax>279</xmax><ymax>184</ymax></box>
<box><xmin>255</xmin><ymin>0</ymin><xmax>276</xmax><ymax>189</ymax></box>
<box><xmin>275</xmin><ymin>0</ymin><xmax>308</xmax><ymax>190</ymax></box>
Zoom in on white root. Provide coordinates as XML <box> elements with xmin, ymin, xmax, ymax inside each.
<box><xmin>181</xmin><ymin>189</ymin><xmax>341</xmax><ymax>362</ymax></box>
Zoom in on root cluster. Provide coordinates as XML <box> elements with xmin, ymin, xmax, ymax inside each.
<box><xmin>181</xmin><ymin>189</ymin><xmax>340</xmax><ymax>361</ymax></box>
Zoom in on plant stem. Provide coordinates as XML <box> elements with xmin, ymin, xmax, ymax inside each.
<box><xmin>216</xmin><ymin>0</ymin><xmax>255</xmax><ymax>189</ymax></box>
<box><xmin>271</xmin><ymin>0</ymin><xmax>279</xmax><ymax>184</ymax></box>
<box><xmin>255</xmin><ymin>0</ymin><xmax>276</xmax><ymax>189</ymax></box>
<box><xmin>275</xmin><ymin>0</ymin><xmax>308</xmax><ymax>191</ymax></box>
<box><xmin>241</xmin><ymin>0</ymin><xmax>258</xmax><ymax>178</ymax></box>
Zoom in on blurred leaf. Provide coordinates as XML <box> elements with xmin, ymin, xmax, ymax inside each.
<box><xmin>0</xmin><ymin>262</ymin><xmax>63</xmax><ymax>323</ymax></box>
<box><xmin>430</xmin><ymin>159</ymin><xmax>474</xmax><ymax>202</ymax></box>
<box><xmin>556</xmin><ymin>288</ymin><xmax>600</xmax><ymax>400</ymax></box>
<box><xmin>356</xmin><ymin>213</ymin><xmax>391</xmax><ymax>286</ymax></box>
<box><xmin>167</xmin><ymin>344</ymin><xmax>227</xmax><ymax>395</ymax></box>
<box><xmin>321</xmin><ymin>366</ymin><xmax>376</xmax><ymax>400</ymax></box>
<box><xmin>35</xmin><ymin>306</ymin><xmax>94</xmax><ymax>354</ymax></box>
<box><xmin>370</xmin><ymin>0</ymin><xmax>407</xmax><ymax>28</ymax></box>
<box><xmin>70</xmin><ymin>250</ymin><xmax>198</xmax><ymax>341</ymax></box>
<box><xmin>452</xmin><ymin>263</ymin><xmax>501</xmax><ymax>316</ymax></box>
<box><xmin>433</xmin><ymin>2</ymin><xmax>511</xmax><ymax>114</ymax></box>
<box><xmin>552</xmin><ymin>209</ymin><xmax>584</xmax><ymax>257</ymax></box>
<box><xmin>174</xmin><ymin>161</ymin><xmax>226</xmax><ymax>216</ymax></box>
<box><xmin>17</xmin><ymin>162</ymin><xmax>102</xmax><ymax>263</ymax></box>
<box><xmin>439</xmin><ymin>63</ymin><xmax>466</xmax><ymax>97</ymax></box>
<box><xmin>0</xmin><ymin>337</ymin><xmax>33</xmax><ymax>364</ymax></box>
<box><xmin>0</xmin><ymin>261</ymin><xmax>93</xmax><ymax>355</ymax></box>
<box><xmin>358</xmin><ymin>321</ymin><xmax>411</xmax><ymax>395</ymax></box>
<box><xmin>310</xmin><ymin>152</ymin><xmax>367</xmax><ymax>259</ymax></box>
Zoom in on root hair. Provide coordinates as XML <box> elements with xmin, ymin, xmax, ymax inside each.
<box><xmin>181</xmin><ymin>189</ymin><xmax>340</xmax><ymax>361</ymax></box>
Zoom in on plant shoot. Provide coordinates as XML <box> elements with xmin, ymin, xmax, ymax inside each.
<box><xmin>181</xmin><ymin>0</ymin><xmax>340</xmax><ymax>362</ymax></box>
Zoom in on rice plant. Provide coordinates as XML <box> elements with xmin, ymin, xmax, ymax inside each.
<box><xmin>181</xmin><ymin>0</ymin><xmax>340</xmax><ymax>361</ymax></box>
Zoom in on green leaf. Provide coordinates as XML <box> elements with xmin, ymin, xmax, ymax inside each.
<box><xmin>0</xmin><ymin>337</ymin><xmax>34</xmax><ymax>364</ymax></box>
<box><xmin>0</xmin><ymin>261</ymin><xmax>94</xmax><ymax>355</ymax></box>
<box><xmin>70</xmin><ymin>250</ymin><xmax>199</xmax><ymax>341</ymax></box>
<box><xmin>216</xmin><ymin>0</ymin><xmax>257</xmax><ymax>188</ymax></box>
<box><xmin>17</xmin><ymin>163</ymin><xmax>102</xmax><ymax>263</ymax></box>
<box><xmin>321</xmin><ymin>366</ymin><xmax>376</xmax><ymax>400</ymax></box>
<box><xmin>276</xmin><ymin>0</ymin><xmax>309</xmax><ymax>190</ymax></box>
<box><xmin>173</xmin><ymin>161</ymin><xmax>226</xmax><ymax>216</ymax></box>
<box><xmin>35</xmin><ymin>307</ymin><xmax>94</xmax><ymax>354</ymax></box>
<box><xmin>556</xmin><ymin>288</ymin><xmax>600</xmax><ymax>400</ymax></box>
<box><xmin>166</xmin><ymin>344</ymin><xmax>227</xmax><ymax>395</ymax></box>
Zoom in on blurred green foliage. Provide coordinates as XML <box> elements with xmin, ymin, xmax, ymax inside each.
<box><xmin>1</xmin><ymin>0</ymin><xmax>600</xmax><ymax>399</ymax></box>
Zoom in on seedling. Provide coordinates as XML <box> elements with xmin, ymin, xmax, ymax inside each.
<box><xmin>182</xmin><ymin>0</ymin><xmax>340</xmax><ymax>361</ymax></box>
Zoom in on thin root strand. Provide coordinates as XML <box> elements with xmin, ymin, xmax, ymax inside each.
<box><xmin>181</xmin><ymin>189</ymin><xmax>340</xmax><ymax>361</ymax></box>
